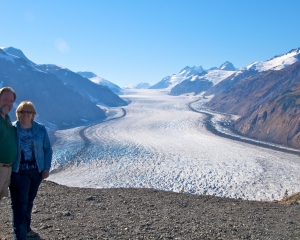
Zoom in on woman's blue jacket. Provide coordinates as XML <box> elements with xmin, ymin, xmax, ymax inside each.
<box><xmin>12</xmin><ymin>120</ymin><xmax>53</xmax><ymax>173</ymax></box>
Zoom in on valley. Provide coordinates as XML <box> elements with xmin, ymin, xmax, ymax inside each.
<box><xmin>49</xmin><ymin>89</ymin><xmax>300</xmax><ymax>201</ymax></box>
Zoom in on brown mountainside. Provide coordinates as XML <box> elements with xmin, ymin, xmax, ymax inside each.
<box><xmin>206</xmin><ymin>60</ymin><xmax>300</xmax><ymax>148</ymax></box>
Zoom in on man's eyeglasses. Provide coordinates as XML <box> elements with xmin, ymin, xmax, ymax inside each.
<box><xmin>19</xmin><ymin>110</ymin><xmax>33</xmax><ymax>114</ymax></box>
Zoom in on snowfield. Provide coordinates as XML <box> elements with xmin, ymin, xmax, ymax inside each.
<box><xmin>49</xmin><ymin>89</ymin><xmax>300</xmax><ymax>201</ymax></box>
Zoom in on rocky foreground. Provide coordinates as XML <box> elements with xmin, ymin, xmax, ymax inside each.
<box><xmin>1</xmin><ymin>181</ymin><xmax>300</xmax><ymax>240</ymax></box>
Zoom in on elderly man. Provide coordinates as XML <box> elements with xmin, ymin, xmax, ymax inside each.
<box><xmin>0</xmin><ymin>87</ymin><xmax>17</xmax><ymax>200</ymax></box>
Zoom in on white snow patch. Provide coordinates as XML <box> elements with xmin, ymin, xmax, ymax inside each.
<box><xmin>89</xmin><ymin>76</ymin><xmax>104</xmax><ymax>85</ymax></box>
<box><xmin>0</xmin><ymin>52</ymin><xmax>15</xmax><ymax>62</ymax></box>
<box><xmin>246</xmin><ymin>49</ymin><xmax>299</xmax><ymax>72</ymax></box>
<box><xmin>196</xmin><ymin>70</ymin><xmax>236</xmax><ymax>85</ymax></box>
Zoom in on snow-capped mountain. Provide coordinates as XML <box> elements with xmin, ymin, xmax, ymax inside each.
<box><xmin>192</xmin><ymin>68</ymin><xmax>236</xmax><ymax>86</ymax></box>
<box><xmin>124</xmin><ymin>82</ymin><xmax>152</xmax><ymax>89</ymax></box>
<box><xmin>77</xmin><ymin>71</ymin><xmax>123</xmax><ymax>95</ymax></box>
<box><xmin>206</xmin><ymin>56</ymin><xmax>300</xmax><ymax>149</ymax></box>
<box><xmin>245</xmin><ymin>48</ymin><xmax>300</xmax><ymax>72</ymax></box>
<box><xmin>154</xmin><ymin>48</ymin><xmax>300</xmax><ymax>97</ymax></box>
<box><xmin>219</xmin><ymin>61</ymin><xmax>236</xmax><ymax>71</ymax></box>
<box><xmin>150</xmin><ymin>66</ymin><xmax>204</xmax><ymax>90</ymax></box>
<box><xmin>35</xmin><ymin>65</ymin><xmax>127</xmax><ymax>107</ymax></box>
<box><xmin>205</xmin><ymin>47</ymin><xmax>300</xmax><ymax>149</ymax></box>
<box><xmin>0</xmin><ymin>48</ymin><xmax>106</xmax><ymax>128</ymax></box>
<box><xmin>205</xmin><ymin>48</ymin><xmax>300</xmax><ymax>96</ymax></box>
<box><xmin>0</xmin><ymin>47</ymin><xmax>36</xmax><ymax>68</ymax></box>
<box><xmin>167</xmin><ymin>62</ymin><xmax>236</xmax><ymax>96</ymax></box>
<box><xmin>2</xmin><ymin>47</ymin><xmax>127</xmax><ymax>106</ymax></box>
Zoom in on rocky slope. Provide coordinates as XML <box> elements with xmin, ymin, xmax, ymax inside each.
<box><xmin>0</xmin><ymin>181</ymin><xmax>300</xmax><ymax>240</ymax></box>
<box><xmin>207</xmin><ymin>60</ymin><xmax>300</xmax><ymax>148</ymax></box>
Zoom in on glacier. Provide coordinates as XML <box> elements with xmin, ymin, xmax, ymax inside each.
<box><xmin>49</xmin><ymin>89</ymin><xmax>300</xmax><ymax>201</ymax></box>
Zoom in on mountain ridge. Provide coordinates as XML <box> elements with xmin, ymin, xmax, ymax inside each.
<box><xmin>207</xmin><ymin>60</ymin><xmax>300</xmax><ymax>148</ymax></box>
<box><xmin>77</xmin><ymin>71</ymin><xmax>123</xmax><ymax>95</ymax></box>
<box><xmin>35</xmin><ymin>64</ymin><xmax>127</xmax><ymax>107</ymax></box>
<box><xmin>0</xmin><ymin>47</ymin><xmax>125</xmax><ymax>128</ymax></box>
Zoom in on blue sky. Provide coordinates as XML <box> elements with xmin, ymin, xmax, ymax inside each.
<box><xmin>1</xmin><ymin>0</ymin><xmax>300</xmax><ymax>87</ymax></box>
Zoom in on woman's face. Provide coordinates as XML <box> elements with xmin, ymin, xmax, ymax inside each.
<box><xmin>18</xmin><ymin>107</ymin><xmax>34</xmax><ymax>127</ymax></box>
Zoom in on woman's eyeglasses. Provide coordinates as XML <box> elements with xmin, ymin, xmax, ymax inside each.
<box><xmin>19</xmin><ymin>110</ymin><xmax>33</xmax><ymax>114</ymax></box>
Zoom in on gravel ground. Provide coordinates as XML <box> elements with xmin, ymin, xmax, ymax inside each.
<box><xmin>1</xmin><ymin>180</ymin><xmax>300</xmax><ymax>240</ymax></box>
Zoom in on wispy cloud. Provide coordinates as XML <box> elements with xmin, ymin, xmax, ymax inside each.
<box><xmin>55</xmin><ymin>38</ymin><xmax>70</xmax><ymax>53</ymax></box>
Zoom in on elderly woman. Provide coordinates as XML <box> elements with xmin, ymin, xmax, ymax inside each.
<box><xmin>9</xmin><ymin>101</ymin><xmax>52</xmax><ymax>240</ymax></box>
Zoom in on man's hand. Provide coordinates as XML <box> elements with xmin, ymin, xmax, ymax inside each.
<box><xmin>42</xmin><ymin>170</ymin><xmax>50</xmax><ymax>179</ymax></box>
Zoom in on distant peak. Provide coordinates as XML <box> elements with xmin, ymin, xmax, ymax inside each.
<box><xmin>179</xmin><ymin>65</ymin><xmax>203</xmax><ymax>73</ymax></box>
<box><xmin>2</xmin><ymin>47</ymin><xmax>28</xmax><ymax>59</ymax></box>
<box><xmin>2</xmin><ymin>46</ymin><xmax>37</xmax><ymax>67</ymax></box>
<box><xmin>219</xmin><ymin>61</ymin><xmax>236</xmax><ymax>71</ymax></box>
<box><xmin>124</xmin><ymin>82</ymin><xmax>151</xmax><ymax>89</ymax></box>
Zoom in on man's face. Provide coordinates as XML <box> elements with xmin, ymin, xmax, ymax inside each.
<box><xmin>0</xmin><ymin>91</ymin><xmax>15</xmax><ymax>116</ymax></box>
